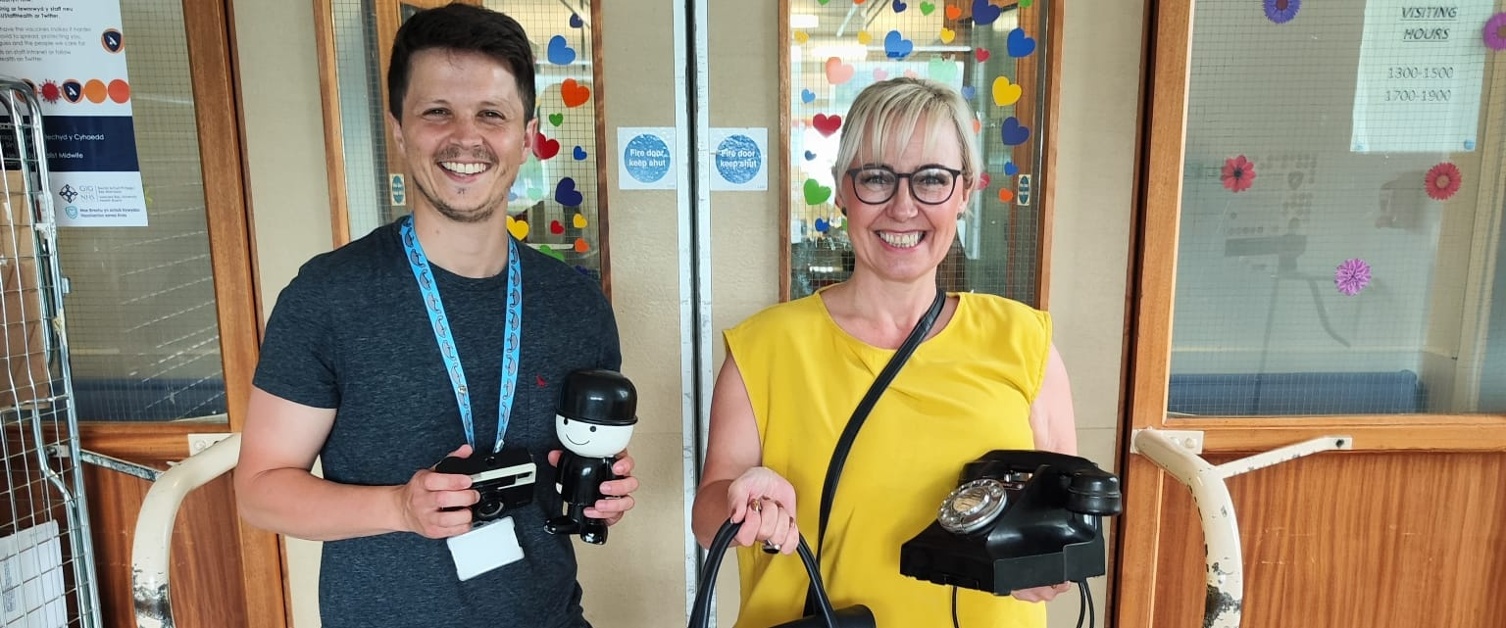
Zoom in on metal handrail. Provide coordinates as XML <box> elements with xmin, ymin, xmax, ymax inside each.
<box><xmin>1131</xmin><ymin>429</ymin><xmax>1351</xmax><ymax>628</ymax></box>
<box><xmin>131</xmin><ymin>432</ymin><xmax>243</xmax><ymax>628</ymax></box>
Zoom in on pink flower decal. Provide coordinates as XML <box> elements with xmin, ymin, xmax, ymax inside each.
<box><xmin>1221</xmin><ymin>155</ymin><xmax>1256</xmax><ymax>193</ymax></box>
<box><xmin>1424</xmin><ymin>162</ymin><xmax>1461</xmax><ymax>201</ymax></box>
<box><xmin>1484</xmin><ymin>12</ymin><xmax>1506</xmax><ymax>51</ymax></box>
<box><xmin>1334</xmin><ymin>258</ymin><xmax>1372</xmax><ymax>296</ymax></box>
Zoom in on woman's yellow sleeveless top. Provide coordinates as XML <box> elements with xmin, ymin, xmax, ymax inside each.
<box><xmin>722</xmin><ymin>290</ymin><xmax>1052</xmax><ymax>628</ymax></box>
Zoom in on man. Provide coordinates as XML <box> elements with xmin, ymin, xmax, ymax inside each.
<box><xmin>234</xmin><ymin>5</ymin><xmax>636</xmax><ymax>627</ymax></box>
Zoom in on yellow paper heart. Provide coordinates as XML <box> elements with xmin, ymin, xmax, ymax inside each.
<box><xmin>939</xmin><ymin>28</ymin><xmax>956</xmax><ymax>44</ymax></box>
<box><xmin>992</xmin><ymin>76</ymin><xmax>1022</xmax><ymax>107</ymax></box>
<box><xmin>794</xmin><ymin>31</ymin><xmax>810</xmax><ymax>44</ymax></box>
<box><xmin>573</xmin><ymin>213</ymin><xmax>588</xmax><ymax>229</ymax></box>
<box><xmin>857</xmin><ymin>30</ymin><xmax>872</xmax><ymax>45</ymax></box>
<box><xmin>506</xmin><ymin>215</ymin><xmax>530</xmax><ymax>240</ymax></box>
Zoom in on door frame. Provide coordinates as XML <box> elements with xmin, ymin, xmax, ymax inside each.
<box><xmin>1113</xmin><ymin>0</ymin><xmax>1506</xmax><ymax>625</ymax></box>
<box><xmin>77</xmin><ymin>0</ymin><xmax>285</xmax><ymax>625</ymax></box>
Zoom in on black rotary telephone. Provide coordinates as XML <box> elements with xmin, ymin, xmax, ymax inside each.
<box><xmin>899</xmin><ymin>450</ymin><xmax>1123</xmax><ymax>595</ymax></box>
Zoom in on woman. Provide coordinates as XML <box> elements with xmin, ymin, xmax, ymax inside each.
<box><xmin>691</xmin><ymin>77</ymin><xmax>1078</xmax><ymax>627</ymax></box>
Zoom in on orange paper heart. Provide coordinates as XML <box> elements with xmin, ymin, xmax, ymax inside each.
<box><xmin>561</xmin><ymin>78</ymin><xmax>590</xmax><ymax>108</ymax></box>
<box><xmin>945</xmin><ymin>5</ymin><xmax>961</xmax><ymax>19</ymax></box>
<box><xmin>998</xmin><ymin>188</ymin><xmax>1015</xmax><ymax>203</ymax></box>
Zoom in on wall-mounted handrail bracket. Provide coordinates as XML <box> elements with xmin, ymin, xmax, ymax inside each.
<box><xmin>1131</xmin><ymin>428</ymin><xmax>1352</xmax><ymax>628</ymax></box>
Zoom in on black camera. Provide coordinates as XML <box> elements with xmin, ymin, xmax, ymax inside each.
<box><xmin>434</xmin><ymin>447</ymin><xmax>538</xmax><ymax>523</ymax></box>
<box><xmin>899</xmin><ymin>450</ymin><xmax>1122</xmax><ymax>595</ymax></box>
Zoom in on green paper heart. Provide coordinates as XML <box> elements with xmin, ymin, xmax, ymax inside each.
<box><xmin>548</xmin><ymin>113</ymin><xmax>564</xmax><ymax>126</ymax></box>
<box><xmin>1021</xmin><ymin>0</ymin><xmax>1033</xmax><ymax>6</ymax></box>
<box><xmin>539</xmin><ymin>244</ymin><xmax>565</xmax><ymax>261</ymax></box>
<box><xmin>928</xmin><ymin>57</ymin><xmax>958</xmax><ymax>84</ymax></box>
<box><xmin>919</xmin><ymin>1</ymin><xmax>935</xmax><ymax>15</ymax></box>
<box><xmin>803</xmin><ymin>178</ymin><xmax>832</xmax><ymax>205</ymax></box>
<box><xmin>817</xmin><ymin>0</ymin><xmax>830</xmax><ymax>4</ymax></box>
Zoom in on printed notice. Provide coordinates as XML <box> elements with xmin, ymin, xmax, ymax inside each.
<box><xmin>617</xmin><ymin>127</ymin><xmax>676</xmax><ymax>190</ymax></box>
<box><xmin>0</xmin><ymin>0</ymin><xmax>147</xmax><ymax>226</ymax></box>
<box><xmin>1351</xmin><ymin>0</ymin><xmax>1494</xmax><ymax>153</ymax></box>
<box><xmin>710</xmin><ymin>128</ymin><xmax>768</xmax><ymax>191</ymax></box>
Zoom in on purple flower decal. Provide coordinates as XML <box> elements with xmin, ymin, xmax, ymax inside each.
<box><xmin>1264</xmin><ymin>0</ymin><xmax>1300</xmax><ymax>24</ymax></box>
<box><xmin>1485</xmin><ymin>13</ymin><xmax>1506</xmax><ymax>51</ymax></box>
<box><xmin>1334</xmin><ymin>258</ymin><xmax>1371</xmax><ymax>296</ymax></box>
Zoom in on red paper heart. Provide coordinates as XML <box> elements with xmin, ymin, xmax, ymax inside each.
<box><xmin>561</xmin><ymin>78</ymin><xmax>590</xmax><ymax>108</ymax></box>
<box><xmin>977</xmin><ymin>173</ymin><xmax>991</xmax><ymax>190</ymax></box>
<box><xmin>975</xmin><ymin>48</ymin><xmax>991</xmax><ymax>61</ymax></box>
<box><xmin>813</xmin><ymin>114</ymin><xmax>842</xmax><ymax>137</ymax></box>
<box><xmin>533</xmin><ymin>133</ymin><xmax>560</xmax><ymax>160</ymax></box>
<box><xmin>550</xmin><ymin>219</ymin><xmax>565</xmax><ymax>234</ymax></box>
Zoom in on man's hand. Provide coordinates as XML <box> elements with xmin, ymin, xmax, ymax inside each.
<box><xmin>547</xmin><ymin>449</ymin><xmax>639</xmax><ymax>525</ymax></box>
<box><xmin>395</xmin><ymin>444</ymin><xmax>479</xmax><ymax>539</ymax></box>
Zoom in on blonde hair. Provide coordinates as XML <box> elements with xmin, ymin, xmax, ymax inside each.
<box><xmin>831</xmin><ymin>77</ymin><xmax>980</xmax><ymax>186</ymax></box>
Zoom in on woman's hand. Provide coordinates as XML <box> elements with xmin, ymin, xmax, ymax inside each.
<box><xmin>726</xmin><ymin>466</ymin><xmax>800</xmax><ymax>555</ymax></box>
<box><xmin>1011</xmin><ymin>582</ymin><xmax>1072</xmax><ymax>603</ymax></box>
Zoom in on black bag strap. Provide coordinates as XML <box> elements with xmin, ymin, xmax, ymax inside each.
<box><xmin>689</xmin><ymin>520</ymin><xmax>842</xmax><ymax>628</ymax></box>
<box><xmin>803</xmin><ymin>288</ymin><xmax>946</xmax><ymax>614</ymax></box>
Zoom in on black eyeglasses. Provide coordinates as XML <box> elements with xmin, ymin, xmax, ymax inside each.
<box><xmin>844</xmin><ymin>165</ymin><xmax>965</xmax><ymax>206</ymax></box>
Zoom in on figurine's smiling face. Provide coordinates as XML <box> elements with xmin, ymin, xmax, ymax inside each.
<box><xmin>555</xmin><ymin>414</ymin><xmax>634</xmax><ymax>458</ymax></box>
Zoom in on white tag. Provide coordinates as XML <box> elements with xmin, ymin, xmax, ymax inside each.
<box><xmin>447</xmin><ymin>516</ymin><xmax>524</xmax><ymax>581</ymax></box>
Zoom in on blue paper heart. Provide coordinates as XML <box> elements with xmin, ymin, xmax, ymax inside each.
<box><xmin>547</xmin><ymin>35</ymin><xmax>576</xmax><ymax>65</ymax></box>
<box><xmin>960</xmin><ymin>85</ymin><xmax>976</xmax><ymax>100</ymax></box>
<box><xmin>569</xmin><ymin>13</ymin><xmax>583</xmax><ymax>28</ymax></box>
<box><xmin>884</xmin><ymin>30</ymin><xmax>913</xmax><ymax>60</ymax></box>
<box><xmin>1003</xmin><ymin>161</ymin><xmax>1019</xmax><ymax>175</ymax></box>
<box><xmin>892</xmin><ymin>0</ymin><xmax>908</xmax><ymax>12</ymax></box>
<box><xmin>973</xmin><ymin>0</ymin><xmax>1003</xmax><ymax>25</ymax></box>
<box><xmin>815</xmin><ymin>218</ymin><xmax>830</xmax><ymax>233</ymax></box>
<box><xmin>801</xmin><ymin>89</ymin><xmax>816</xmax><ymax>103</ymax></box>
<box><xmin>575</xmin><ymin>265</ymin><xmax>592</xmax><ymax>277</ymax></box>
<box><xmin>804</xmin><ymin>150</ymin><xmax>816</xmax><ymax>161</ymax></box>
<box><xmin>555</xmin><ymin>177</ymin><xmax>584</xmax><ymax>207</ymax></box>
<box><xmin>1000</xmin><ymin>117</ymin><xmax>1031</xmax><ymax>146</ymax></box>
<box><xmin>1006</xmin><ymin>28</ymin><xmax>1037</xmax><ymax>57</ymax></box>
<box><xmin>573</xmin><ymin>146</ymin><xmax>587</xmax><ymax>160</ymax></box>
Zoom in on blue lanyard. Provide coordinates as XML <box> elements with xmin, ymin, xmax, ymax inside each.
<box><xmin>399</xmin><ymin>215</ymin><xmax>523</xmax><ymax>453</ymax></box>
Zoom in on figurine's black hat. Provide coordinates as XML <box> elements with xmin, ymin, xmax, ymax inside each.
<box><xmin>557</xmin><ymin>369</ymin><xmax>638</xmax><ymax>426</ymax></box>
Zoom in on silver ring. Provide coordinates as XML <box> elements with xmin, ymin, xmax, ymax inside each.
<box><xmin>763</xmin><ymin>540</ymin><xmax>780</xmax><ymax>552</ymax></box>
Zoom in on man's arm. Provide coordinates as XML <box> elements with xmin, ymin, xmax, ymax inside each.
<box><xmin>234</xmin><ymin>386</ymin><xmax>478</xmax><ymax>541</ymax></box>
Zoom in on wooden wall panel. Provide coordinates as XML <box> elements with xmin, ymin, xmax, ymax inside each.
<box><xmin>1150</xmin><ymin>452</ymin><xmax>1506</xmax><ymax>627</ymax></box>
<box><xmin>84</xmin><ymin>467</ymin><xmax>247</xmax><ymax>628</ymax></box>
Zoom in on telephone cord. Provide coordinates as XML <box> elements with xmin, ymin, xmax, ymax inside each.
<box><xmin>949</xmin><ymin>581</ymin><xmax>1093</xmax><ymax>628</ymax></box>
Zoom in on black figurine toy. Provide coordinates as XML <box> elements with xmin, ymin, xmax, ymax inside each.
<box><xmin>545</xmin><ymin>368</ymin><xmax>637</xmax><ymax>545</ymax></box>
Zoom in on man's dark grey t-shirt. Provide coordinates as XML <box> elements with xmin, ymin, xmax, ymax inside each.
<box><xmin>254</xmin><ymin>220</ymin><xmax>621</xmax><ymax>628</ymax></box>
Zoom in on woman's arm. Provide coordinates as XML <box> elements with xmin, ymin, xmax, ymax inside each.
<box><xmin>1028</xmin><ymin>343</ymin><xmax>1078</xmax><ymax>455</ymax></box>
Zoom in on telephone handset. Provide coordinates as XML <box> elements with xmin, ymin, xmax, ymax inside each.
<box><xmin>899</xmin><ymin>449</ymin><xmax>1123</xmax><ymax>596</ymax></box>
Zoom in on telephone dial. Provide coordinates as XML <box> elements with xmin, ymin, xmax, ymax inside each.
<box><xmin>899</xmin><ymin>450</ymin><xmax>1123</xmax><ymax>595</ymax></box>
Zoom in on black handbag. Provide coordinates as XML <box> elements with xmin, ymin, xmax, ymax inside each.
<box><xmin>686</xmin><ymin>519</ymin><xmax>875</xmax><ymax>628</ymax></box>
<box><xmin>800</xmin><ymin>288</ymin><xmax>946</xmax><ymax>617</ymax></box>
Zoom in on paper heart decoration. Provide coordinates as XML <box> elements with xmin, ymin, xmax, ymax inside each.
<box><xmin>1007</xmin><ymin>28</ymin><xmax>1037</xmax><ymax>57</ymax></box>
<box><xmin>892</xmin><ymin>0</ymin><xmax>907</xmax><ymax>12</ymax></box>
<box><xmin>939</xmin><ymin>28</ymin><xmax>956</xmax><ymax>44</ymax></box>
<box><xmin>527</xmin><ymin>186</ymin><xmax>545</xmax><ymax>202</ymax></box>
<box><xmin>555</xmin><ymin>177</ymin><xmax>584</xmax><ymax>207</ymax></box>
<box><xmin>873</xmin><ymin>68</ymin><xmax>889</xmax><ymax>80</ymax></box>
<box><xmin>998</xmin><ymin>188</ymin><xmax>1015</xmax><ymax>203</ymax></box>
<box><xmin>975</xmin><ymin>48</ymin><xmax>991</xmax><ymax>61</ymax></box>
<box><xmin>803</xmin><ymin>178</ymin><xmax>832</xmax><ymax>205</ymax></box>
<box><xmin>574</xmin><ymin>238</ymin><xmax>590</xmax><ymax>253</ymax></box>
<box><xmin>973</xmin><ymin>0</ymin><xmax>1003</xmax><ymax>25</ymax></box>
<box><xmin>1004</xmin><ymin>161</ymin><xmax>1019</xmax><ymax>175</ymax></box>
<box><xmin>825</xmin><ymin>57</ymin><xmax>855</xmax><ymax>85</ymax></box>
<box><xmin>550</xmin><ymin>219</ymin><xmax>565</xmax><ymax>235</ymax></box>
<box><xmin>569</xmin><ymin>13</ymin><xmax>584</xmax><ymax>28</ymax></box>
<box><xmin>506</xmin><ymin>215</ymin><xmax>530</xmax><ymax>240</ymax></box>
<box><xmin>546</xmin><ymin>35</ymin><xmax>576</xmax><ymax>65</ymax></box>
<box><xmin>945</xmin><ymin>5</ymin><xmax>961</xmax><ymax>19</ymax></box>
<box><xmin>857</xmin><ymin>30</ymin><xmax>872</xmax><ymax>45</ymax></box>
<box><xmin>919</xmin><ymin>1</ymin><xmax>935</xmax><ymax>14</ymax></box>
<box><xmin>533</xmin><ymin>133</ymin><xmax>560</xmax><ymax>160</ymax></box>
<box><xmin>884</xmin><ymin>30</ymin><xmax>913</xmax><ymax>59</ymax></box>
<box><xmin>813</xmin><ymin>113</ymin><xmax>842</xmax><ymax>137</ymax></box>
<box><xmin>539</xmin><ymin>244</ymin><xmax>564</xmax><ymax>261</ymax></box>
<box><xmin>804</xmin><ymin>150</ymin><xmax>817</xmax><ymax>161</ymax></box>
<box><xmin>1000</xmin><ymin>116</ymin><xmax>1031</xmax><ymax>146</ymax></box>
<box><xmin>992</xmin><ymin>76</ymin><xmax>1022</xmax><ymax>106</ymax></box>
<box><xmin>573</xmin><ymin>213</ymin><xmax>588</xmax><ymax>228</ymax></box>
<box><xmin>977</xmin><ymin>173</ymin><xmax>991</xmax><ymax>189</ymax></box>
<box><xmin>801</xmin><ymin>89</ymin><xmax>816</xmax><ymax>103</ymax></box>
<box><xmin>548</xmin><ymin>112</ymin><xmax>565</xmax><ymax>127</ymax></box>
<box><xmin>972</xmin><ymin>118</ymin><xmax>982</xmax><ymax>134</ymax></box>
<box><xmin>961</xmin><ymin>86</ymin><xmax>976</xmax><ymax>100</ymax></box>
<box><xmin>928</xmin><ymin>58</ymin><xmax>958</xmax><ymax>84</ymax></box>
<box><xmin>814</xmin><ymin>217</ymin><xmax>831</xmax><ymax>233</ymax></box>
<box><xmin>561</xmin><ymin>78</ymin><xmax>590</xmax><ymax>108</ymax></box>
<box><xmin>903</xmin><ymin>69</ymin><xmax>918</xmax><ymax>78</ymax></box>
<box><xmin>794</xmin><ymin>31</ymin><xmax>810</xmax><ymax>44</ymax></box>
<box><xmin>573</xmin><ymin>145</ymin><xmax>587</xmax><ymax>160</ymax></box>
